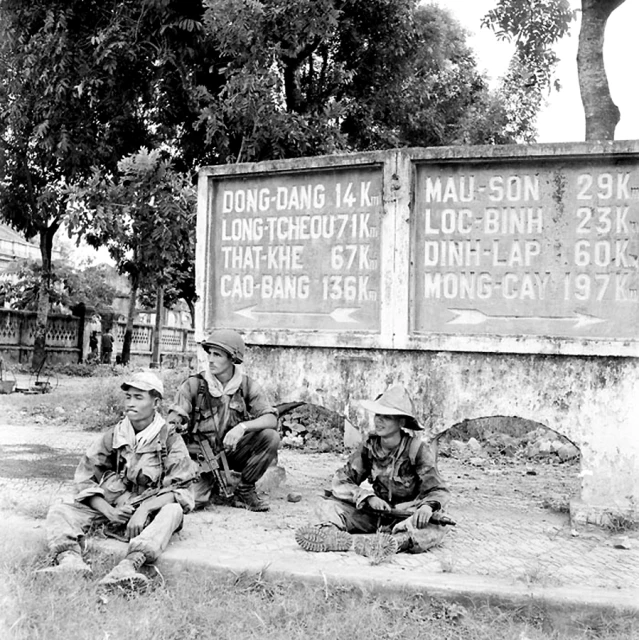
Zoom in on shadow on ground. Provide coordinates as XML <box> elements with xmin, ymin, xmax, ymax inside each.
<box><xmin>0</xmin><ymin>444</ymin><xmax>78</xmax><ymax>480</ymax></box>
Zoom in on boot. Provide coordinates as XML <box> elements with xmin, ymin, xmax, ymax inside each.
<box><xmin>37</xmin><ymin>549</ymin><xmax>91</xmax><ymax>576</ymax></box>
<box><xmin>295</xmin><ymin>524</ymin><xmax>353</xmax><ymax>552</ymax></box>
<box><xmin>232</xmin><ymin>484</ymin><xmax>269</xmax><ymax>512</ymax></box>
<box><xmin>98</xmin><ymin>551</ymin><xmax>149</xmax><ymax>592</ymax></box>
<box><xmin>352</xmin><ymin>533</ymin><xmax>398</xmax><ymax>563</ymax></box>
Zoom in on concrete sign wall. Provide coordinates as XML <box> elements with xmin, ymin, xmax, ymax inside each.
<box><xmin>197</xmin><ymin>142</ymin><xmax>639</xmax><ymax>524</ymax></box>
<box><xmin>199</xmin><ymin>144</ymin><xmax>639</xmax><ymax>356</ymax></box>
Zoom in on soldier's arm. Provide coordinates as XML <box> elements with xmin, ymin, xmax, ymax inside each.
<box><xmin>166</xmin><ymin>378</ymin><xmax>198</xmax><ymax>430</ymax></box>
<box><xmin>413</xmin><ymin>441</ymin><xmax>451</xmax><ymax>511</ymax></box>
<box><xmin>331</xmin><ymin>443</ymin><xmax>374</xmax><ymax>508</ymax></box>
<box><xmin>160</xmin><ymin>428</ymin><xmax>197</xmax><ymax>512</ymax></box>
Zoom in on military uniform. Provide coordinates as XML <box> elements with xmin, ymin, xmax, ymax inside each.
<box><xmin>317</xmin><ymin>432</ymin><xmax>450</xmax><ymax>541</ymax></box>
<box><xmin>168</xmin><ymin>372</ymin><xmax>278</xmax><ymax>508</ymax></box>
<box><xmin>297</xmin><ymin>385</ymin><xmax>452</xmax><ymax>557</ymax></box>
<box><xmin>45</xmin><ymin>414</ymin><xmax>196</xmax><ymax>562</ymax></box>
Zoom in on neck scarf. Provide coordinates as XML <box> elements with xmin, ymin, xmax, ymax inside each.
<box><xmin>196</xmin><ymin>344</ymin><xmax>243</xmax><ymax>398</ymax></box>
<box><xmin>112</xmin><ymin>412</ymin><xmax>165</xmax><ymax>452</ymax></box>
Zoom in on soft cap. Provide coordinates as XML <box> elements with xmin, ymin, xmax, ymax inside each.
<box><xmin>121</xmin><ymin>371</ymin><xmax>164</xmax><ymax>398</ymax></box>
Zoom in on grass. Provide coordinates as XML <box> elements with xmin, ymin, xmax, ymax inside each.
<box><xmin>4</xmin><ymin>365</ymin><xmax>195</xmax><ymax>432</ymax></box>
<box><xmin>0</xmin><ymin>525</ymin><xmax>636</xmax><ymax>640</ymax></box>
<box><xmin>3</xmin><ymin>561</ymin><xmax>638</xmax><ymax>639</ymax></box>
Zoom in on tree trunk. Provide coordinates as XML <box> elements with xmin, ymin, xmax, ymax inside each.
<box><xmin>578</xmin><ymin>0</ymin><xmax>626</xmax><ymax>140</ymax></box>
<box><xmin>150</xmin><ymin>284</ymin><xmax>164</xmax><ymax>369</ymax></box>
<box><xmin>121</xmin><ymin>277</ymin><xmax>138</xmax><ymax>366</ymax></box>
<box><xmin>184</xmin><ymin>297</ymin><xmax>195</xmax><ymax>328</ymax></box>
<box><xmin>31</xmin><ymin>226</ymin><xmax>56</xmax><ymax>371</ymax></box>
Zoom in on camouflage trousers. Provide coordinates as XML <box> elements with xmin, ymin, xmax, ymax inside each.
<box><xmin>314</xmin><ymin>498</ymin><xmax>448</xmax><ymax>552</ymax></box>
<box><xmin>45</xmin><ymin>501</ymin><xmax>183</xmax><ymax>562</ymax></box>
<box><xmin>192</xmin><ymin>429</ymin><xmax>279</xmax><ymax>508</ymax></box>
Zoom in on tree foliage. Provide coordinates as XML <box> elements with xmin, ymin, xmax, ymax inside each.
<box><xmin>198</xmin><ymin>0</ymin><xmax>525</xmax><ymax>161</ymax></box>
<box><xmin>0</xmin><ymin>260</ymin><xmax>117</xmax><ymax>313</ymax></box>
<box><xmin>69</xmin><ymin>147</ymin><xmax>196</xmax><ymax>363</ymax></box>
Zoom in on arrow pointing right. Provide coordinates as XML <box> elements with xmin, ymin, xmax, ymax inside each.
<box><xmin>448</xmin><ymin>309</ymin><xmax>606</xmax><ymax>328</ymax></box>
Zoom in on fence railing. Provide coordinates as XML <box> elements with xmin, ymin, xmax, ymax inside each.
<box><xmin>0</xmin><ymin>308</ymin><xmax>195</xmax><ymax>365</ymax></box>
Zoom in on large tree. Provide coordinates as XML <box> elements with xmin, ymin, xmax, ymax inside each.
<box><xmin>199</xmin><ymin>0</ymin><xmax>525</xmax><ymax>161</ymax></box>
<box><xmin>484</xmin><ymin>0</ymin><xmax>627</xmax><ymax>140</ymax></box>
<box><xmin>0</xmin><ymin>0</ymin><xmax>150</xmax><ymax>367</ymax></box>
<box><xmin>70</xmin><ymin>147</ymin><xmax>196</xmax><ymax>365</ymax></box>
<box><xmin>0</xmin><ymin>0</ymin><xmax>217</xmax><ymax>368</ymax></box>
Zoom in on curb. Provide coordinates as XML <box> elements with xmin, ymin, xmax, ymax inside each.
<box><xmin>154</xmin><ymin>544</ymin><xmax>639</xmax><ymax>633</ymax></box>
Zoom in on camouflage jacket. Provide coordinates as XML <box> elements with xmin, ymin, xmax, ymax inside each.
<box><xmin>167</xmin><ymin>373</ymin><xmax>276</xmax><ymax>449</ymax></box>
<box><xmin>332</xmin><ymin>432</ymin><xmax>450</xmax><ymax>510</ymax></box>
<box><xmin>74</xmin><ymin>417</ymin><xmax>196</xmax><ymax>512</ymax></box>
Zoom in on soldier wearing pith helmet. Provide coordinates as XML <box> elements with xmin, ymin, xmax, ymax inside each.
<box><xmin>167</xmin><ymin>329</ymin><xmax>279</xmax><ymax>512</ymax></box>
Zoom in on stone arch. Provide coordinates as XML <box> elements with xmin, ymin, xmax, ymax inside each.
<box><xmin>436</xmin><ymin>415</ymin><xmax>581</xmax><ymax>462</ymax></box>
<box><xmin>436</xmin><ymin>414</ymin><xmax>582</xmax><ymax>518</ymax></box>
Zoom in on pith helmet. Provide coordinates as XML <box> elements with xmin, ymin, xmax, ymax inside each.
<box><xmin>360</xmin><ymin>385</ymin><xmax>423</xmax><ymax>430</ymax></box>
<box><xmin>121</xmin><ymin>371</ymin><xmax>164</xmax><ymax>398</ymax></box>
<box><xmin>201</xmin><ymin>329</ymin><xmax>245</xmax><ymax>363</ymax></box>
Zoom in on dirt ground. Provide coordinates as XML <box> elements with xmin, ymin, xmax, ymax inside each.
<box><xmin>0</xmin><ymin>378</ymin><xmax>581</xmax><ymax>528</ymax></box>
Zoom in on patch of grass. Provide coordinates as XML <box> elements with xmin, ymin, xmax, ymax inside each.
<box><xmin>601</xmin><ymin>512</ymin><xmax>638</xmax><ymax>534</ymax></box>
<box><xmin>1</xmin><ymin>541</ymin><xmax>636</xmax><ymax>640</ymax></box>
<box><xmin>0</xmin><ymin>502</ymin><xmax>636</xmax><ymax>640</ymax></box>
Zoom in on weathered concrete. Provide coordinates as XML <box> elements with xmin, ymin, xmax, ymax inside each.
<box><xmin>249</xmin><ymin>345</ymin><xmax>639</xmax><ymax>524</ymax></box>
<box><xmin>197</xmin><ymin>142</ymin><xmax>639</xmax><ymax>525</ymax></box>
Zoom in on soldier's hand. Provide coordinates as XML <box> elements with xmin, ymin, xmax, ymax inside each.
<box><xmin>365</xmin><ymin>496</ymin><xmax>391</xmax><ymax>512</ymax></box>
<box><xmin>223</xmin><ymin>423</ymin><xmax>246</xmax><ymax>450</ymax></box>
<box><xmin>167</xmin><ymin>413</ymin><xmax>187</xmax><ymax>433</ymax></box>
<box><xmin>126</xmin><ymin>507</ymin><xmax>149</xmax><ymax>539</ymax></box>
<box><xmin>107</xmin><ymin>504</ymin><xmax>135</xmax><ymax>525</ymax></box>
<box><xmin>412</xmin><ymin>504</ymin><xmax>434</xmax><ymax>529</ymax></box>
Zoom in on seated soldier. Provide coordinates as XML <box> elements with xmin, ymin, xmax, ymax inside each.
<box><xmin>167</xmin><ymin>329</ymin><xmax>279</xmax><ymax>512</ymax></box>
<box><xmin>296</xmin><ymin>385</ymin><xmax>451</xmax><ymax>559</ymax></box>
<box><xmin>38</xmin><ymin>371</ymin><xmax>196</xmax><ymax>592</ymax></box>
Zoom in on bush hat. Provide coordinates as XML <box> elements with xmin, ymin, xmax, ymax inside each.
<box><xmin>360</xmin><ymin>385</ymin><xmax>423</xmax><ymax>430</ymax></box>
<box><xmin>121</xmin><ymin>371</ymin><xmax>164</xmax><ymax>398</ymax></box>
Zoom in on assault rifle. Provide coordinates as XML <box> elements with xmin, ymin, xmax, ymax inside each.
<box><xmin>323</xmin><ymin>490</ymin><xmax>456</xmax><ymax>526</ymax></box>
<box><xmin>194</xmin><ymin>432</ymin><xmax>235</xmax><ymax>499</ymax></box>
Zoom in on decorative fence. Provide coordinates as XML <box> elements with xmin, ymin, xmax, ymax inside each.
<box><xmin>0</xmin><ymin>308</ymin><xmax>195</xmax><ymax>366</ymax></box>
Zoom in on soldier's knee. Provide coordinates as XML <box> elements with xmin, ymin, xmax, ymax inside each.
<box><xmin>255</xmin><ymin>428</ymin><xmax>280</xmax><ymax>452</ymax></box>
<box><xmin>265</xmin><ymin>428</ymin><xmax>280</xmax><ymax>451</ymax></box>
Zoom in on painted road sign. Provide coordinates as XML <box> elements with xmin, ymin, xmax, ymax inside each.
<box><xmin>201</xmin><ymin>165</ymin><xmax>384</xmax><ymax>332</ymax></box>
<box><xmin>411</xmin><ymin>157</ymin><xmax>639</xmax><ymax>339</ymax></box>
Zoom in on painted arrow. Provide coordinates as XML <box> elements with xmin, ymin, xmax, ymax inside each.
<box><xmin>447</xmin><ymin>309</ymin><xmax>606</xmax><ymax>329</ymax></box>
<box><xmin>235</xmin><ymin>305</ymin><xmax>359</xmax><ymax>324</ymax></box>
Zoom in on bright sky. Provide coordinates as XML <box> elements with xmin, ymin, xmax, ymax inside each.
<box><xmin>434</xmin><ymin>0</ymin><xmax>639</xmax><ymax>143</ymax></box>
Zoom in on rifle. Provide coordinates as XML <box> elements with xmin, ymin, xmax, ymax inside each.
<box><xmin>104</xmin><ymin>479</ymin><xmax>193</xmax><ymax>542</ymax></box>
<box><xmin>323</xmin><ymin>490</ymin><xmax>456</xmax><ymax>526</ymax></box>
<box><xmin>188</xmin><ymin>375</ymin><xmax>236</xmax><ymax>499</ymax></box>
<box><xmin>128</xmin><ymin>479</ymin><xmax>193</xmax><ymax>508</ymax></box>
<box><xmin>193</xmin><ymin>432</ymin><xmax>235</xmax><ymax>499</ymax></box>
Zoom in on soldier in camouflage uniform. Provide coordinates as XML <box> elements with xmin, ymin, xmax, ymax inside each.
<box><xmin>38</xmin><ymin>371</ymin><xmax>196</xmax><ymax>592</ymax></box>
<box><xmin>168</xmin><ymin>329</ymin><xmax>279</xmax><ymax>512</ymax></box>
<box><xmin>296</xmin><ymin>386</ymin><xmax>450</xmax><ymax>559</ymax></box>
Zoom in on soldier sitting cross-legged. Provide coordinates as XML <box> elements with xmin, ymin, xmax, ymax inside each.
<box><xmin>296</xmin><ymin>386</ymin><xmax>452</xmax><ymax>560</ymax></box>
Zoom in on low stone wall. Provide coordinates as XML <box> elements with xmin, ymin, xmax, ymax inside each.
<box><xmin>247</xmin><ymin>344</ymin><xmax>639</xmax><ymax>525</ymax></box>
<box><xmin>0</xmin><ymin>309</ymin><xmax>195</xmax><ymax>366</ymax></box>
